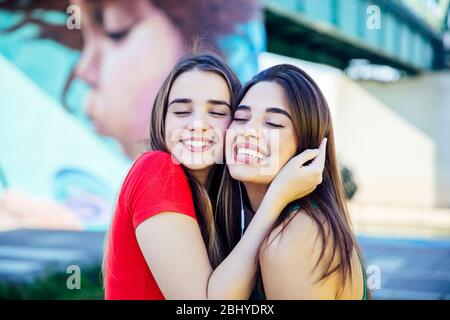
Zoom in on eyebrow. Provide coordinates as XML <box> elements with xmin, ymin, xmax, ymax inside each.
<box><xmin>236</xmin><ymin>105</ymin><xmax>292</xmax><ymax>120</ymax></box>
<box><xmin>168</xmin><ymin>98</ymin><xmax>230</xmax><ymax>108</ymax></box>
<box><xmin>236</xmin><ymin>105</ymin><xmax>251</xmax><ymax>111</ymax></box>
<box><xmin>209</xmin><ymin>99</ymin><xmax>231</xmax><ymax>108</ymax></box>
<box><xmin>168</xmin><ymin>98</ymin><xmax>192</xmax><ymax>106</ymax></box>
<box><xmin>266</xmin><ymin>107</ymin><xmax>292</xmax><ymax>120</ymax></box>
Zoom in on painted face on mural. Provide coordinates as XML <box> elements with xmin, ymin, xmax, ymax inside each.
<box><xmin>74</xmin><ymin>0</ymin><xmax>184</xmax><ymax>158</ymax></box>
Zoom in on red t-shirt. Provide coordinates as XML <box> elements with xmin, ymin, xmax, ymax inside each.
<box><xmin>104</xmin><ymin>151</ymin><xmax>197</xmax><ymax>300</ymax></box>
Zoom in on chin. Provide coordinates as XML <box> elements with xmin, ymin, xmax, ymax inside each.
<box><xmin>177</xmin><ymin>152</ymin><xmax>220</xmax><ymax>171</ymax></box>
<box><xmin>181</xmin><ymin>162</ymin><xmax>213</xmax><ymax>171</ymax></box>
<box><xmin>228</xmin><ymin>165</ymin><xmax>275</xmax><ymax>185</ymax></box>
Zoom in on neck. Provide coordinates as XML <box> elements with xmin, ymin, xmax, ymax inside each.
<box><xmin>242</xmin><ymin>182</ymin><xmax>269</xmax><ymax>213</ymax></box>
<box><xmin>190</xmin><ymin>167</ymin><xmax>211</xmax><ymax>187</ymax></box>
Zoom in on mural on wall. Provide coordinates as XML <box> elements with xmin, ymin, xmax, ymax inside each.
<box><xmin>0</xmin><ymin>0</ymin><xmax>266</xmax><ymax>231</ymax></box>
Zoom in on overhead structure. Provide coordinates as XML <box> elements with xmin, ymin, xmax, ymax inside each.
<box><xmin>264</xmin><ymin>0</ymin><xmax>448</xmax><ymax>74</ymax></box>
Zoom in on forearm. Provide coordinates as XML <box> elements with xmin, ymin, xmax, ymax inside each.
<box><xmin>206</xmin><ymin>196</ymin><xmax>283</xmax><ymax>299</ymax></box>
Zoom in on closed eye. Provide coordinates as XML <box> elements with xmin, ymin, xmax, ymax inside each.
<box><xmin>266</xmin><ymin>122</ymin><xmax>284</xmax><ymax>128</ymax></box>
<box><xmin>210</xmin><ymin>111</ymin><xmax>227</xmax><ymax>116</ymax></box>
<box><xmin>173</xmin><ymin>111</ymin><xmax>191</xmax><ymax>116</ymax></box>
<box><xmin>106</xmin><ymin>29</ymin><xmax>131</xmax><ymax>42</ymax></box>
<box><xmin>233</xmin><ymin>117</ymin><xmax>249</xmax><ymax>122</ymax></box>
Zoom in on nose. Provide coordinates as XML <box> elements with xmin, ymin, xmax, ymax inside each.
<box><xmin>187</xmin><ymin>109</ymin><xmax>210</xmax><ymax>133</ymax></box>
<box><xmin>240</xmin><ymin>120</ymin><xmax>263</xmax><ymax>140</ymax></box>
<box><xmin>75</xmin><ymin>43</ymin><xmax>101</xmax><ymax>87</ymax></box>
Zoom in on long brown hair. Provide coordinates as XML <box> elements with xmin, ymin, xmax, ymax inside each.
<box><xmin>148</xmin><ymin>53</ymin><xmax>241</xmax><ymax>268</ymax></box>
<box><xmin>216</xmin><ymin>64</ymin><xmax>370</xmax><ymax>298</ymax></box>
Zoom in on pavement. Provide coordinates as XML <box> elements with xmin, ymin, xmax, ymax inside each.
<box><xmin>0</xmin><ymin>229</ymin><xmax>448</xmax><ymax>299</ymax></box>
<box><xmin>0</xmin><ymin>229</ymin><xmax>104</xmax><ymax>283</ymax></box>
<box><xmin>359</xmin><ymin>236</ymin><xmax>450</xmax><ymax>300</ymax></box>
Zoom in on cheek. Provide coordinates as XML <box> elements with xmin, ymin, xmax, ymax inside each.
<box><xmin>225</xmin><ymin>126</ymin><xmax>238</xmax><ymax>160</ymax></box>
<box><xmin>91</xmin><ymin>91</ymin><xmax>130</xmax><ymax>134</ymax></box>
<box><xmin>278</xmin><ymin>130</ymin><xmax>298</xmax><ymax>165</ymax></box>
<box><xmin>164</xmin><ymin>116</ymin><xmax>180</xmax><ymax>149</ymax></box>
<box><xmin>99</xmin><ymin>27</ymin><xmax>179</xmax><ymax>92</ymax></box>
<box><xmin>100</xmin><ymin>46</ymin><xmax>150</xmax><ymax>97</ymax></box>
<box><xmin>109</xmin><ymin>18</ymin><xmax>180</xmax><ymax>73</ymax></box>
<box><xmin>226</xmin><ymin>122</ymin><xmax>240</xmax><ymax>142</ymax></box>
<box><xmin>212</xmin><ymin>118</ymin><xmax>231</xmax><ymax>146</ymax></box>
<box><xmin>98</xmin><ymin>40</ymin><xmax>179</xmax><ymax>137</ymax></box>
<box><xmin>263</xmin><ymin>128</ymin><xmax>296</xmax><ymax>175</ymax></box>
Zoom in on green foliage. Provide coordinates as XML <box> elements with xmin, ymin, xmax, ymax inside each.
<box><xmin>0</xmin><ymin>264</ymin><xmax>104</xmax><ymax>300</ymax></box>
<box><xmin>340</xmin><ymin>165</ymin><xmax>358</xmax><ymax>200</ymax></box>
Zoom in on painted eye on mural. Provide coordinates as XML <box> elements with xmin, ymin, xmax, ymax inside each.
<box><xmin>105</xmin><ymin>28</ymin><xmax>131</xmax><ymax>42</ymax></box>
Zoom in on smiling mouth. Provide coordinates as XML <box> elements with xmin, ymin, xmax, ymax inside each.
<box><xmin>234</xmin><ymin>143</ymin><xmax>269</xmax><ymax>164</ymax></box>
<box><xmin>180</xmin><ymin>137</ymin><xmax>215</xmax><ymax>153</ymax></box>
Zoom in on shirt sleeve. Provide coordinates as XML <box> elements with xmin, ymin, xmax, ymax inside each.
<box><xmin>123</xmin><ymin>151</ymin><xmax>197</xmax><ymax>230</ymax></box>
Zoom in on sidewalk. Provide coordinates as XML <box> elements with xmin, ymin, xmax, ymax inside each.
<box><xmin>0</xmin><ymin>229</ymin><xmax>448</xmax><ymax>299</ymax></box>
<box><xmin>359</xmin><ymin>236</ymin><xmax>450</xmax><ymax>299</ymax></box>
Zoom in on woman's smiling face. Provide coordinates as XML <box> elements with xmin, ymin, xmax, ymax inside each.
<box><xmin>165</xmin><ymin>69</ymin><xmax>232</xmax><ymax>171</ymax></box>
<box><xmin>226</xmin><ymin>81</ymin><xmax>298</xmax><ymax>184</ymax></box>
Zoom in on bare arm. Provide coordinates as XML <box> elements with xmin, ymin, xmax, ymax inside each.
<box><xmin>136</xmin><ymin>139</ymin><xmax>328</xmax><ymax>299</ymax></box>
<box><xmin>136</xmin><ymin>189</ymin><xmax>285</xmax><ymax>299</ymax></box>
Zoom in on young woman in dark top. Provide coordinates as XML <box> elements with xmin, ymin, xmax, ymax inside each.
<box><xmin>219</xmin><ymin>64</ymin><xmax>369</xmax><ymax>299</ymax></box>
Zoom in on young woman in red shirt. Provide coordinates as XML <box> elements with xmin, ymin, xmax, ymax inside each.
<box><xmin>103</xmin><ymin>54</ymin><xmax>326</xmax><ymax>299</ymax></box>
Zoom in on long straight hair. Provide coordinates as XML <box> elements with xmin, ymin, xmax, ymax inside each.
<box><xmin>148</xmin><ymin>53</ymin><xmax>241</xmax><ymax>268</ymax></box>
<box><xmin>216</xmin><ymin>64</ymin><xmax>370</xmax><ymax>298</ymax></box>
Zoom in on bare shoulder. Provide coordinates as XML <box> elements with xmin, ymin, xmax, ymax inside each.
<box><xmin>260</xmin><ymin>209</ymin><xmax>365</xmax><ymax>300</ymax></box>
<box><xmin>259</xmin><ymin>210</ymin><xmax>338</xmax><ymax>299</ymax></box>
<box><xmin>261</xmin><ymin>210</ymin><xmax>327</xmax><ymax>261</ymax></box>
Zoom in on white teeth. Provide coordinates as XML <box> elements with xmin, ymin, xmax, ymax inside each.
<box><xmin>184</xmin><ymin>140</ymin><xmax>211</xmax><ymax>148</ymax></box>
<box><xmin>237</xmin><ymin>148</ymin><xmax>266</xmax><ymax>160</ymax></box>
